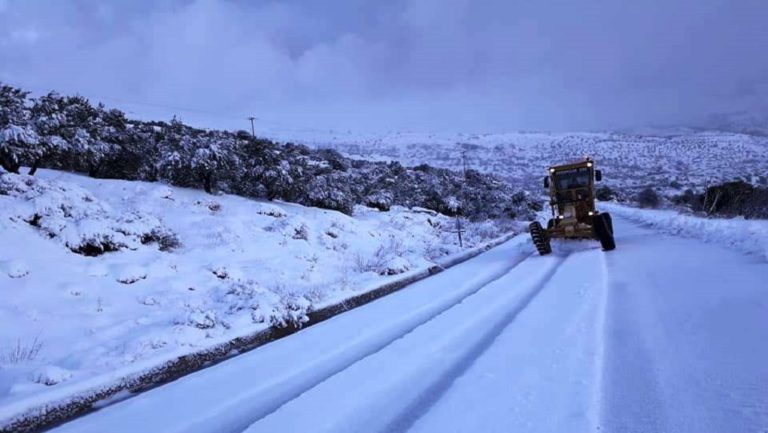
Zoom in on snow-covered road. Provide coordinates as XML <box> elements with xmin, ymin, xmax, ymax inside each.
<box><xmin>51</xmin><ymin>216</ymin><xmax>768</xmax><ymax>433</ymax></box>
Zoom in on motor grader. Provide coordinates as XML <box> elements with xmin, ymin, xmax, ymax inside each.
<box><xmin>529</xmin><ymin>158</ymin><xmax>615</xmax><ymax>255</ymax></box>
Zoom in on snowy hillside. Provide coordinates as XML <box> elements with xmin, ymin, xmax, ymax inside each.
<box><xmin>0</xmin><ymin>169</ymin><xmax>517</xmax><ymax>408</ymax></box>
<box><xmin>264</xmin><ymin>129</ymin><xmax>768</xmax><ymax>194</ymax></box>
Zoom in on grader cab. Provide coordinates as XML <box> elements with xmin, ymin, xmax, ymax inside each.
<box><xmin>529</xmin><ymin>158</ymin><xmax>615</xmax><ymax>255</ymax></box>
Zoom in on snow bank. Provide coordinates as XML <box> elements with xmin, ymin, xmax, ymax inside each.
<box><xmin>601</xmin><ymin>202</ymin><xmax>768</xmax><ymax>261</ymax></box>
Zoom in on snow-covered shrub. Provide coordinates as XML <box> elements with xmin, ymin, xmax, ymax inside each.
<box><xmin>210</xmin><ymin>266</ymin><xmax>229</xmax><ymax>280</ymax></box>
<box><xmin>149</xmin><ymin>226</ymin><xmax>182</xmax><ymax>252</ymax></box>
<box><xmin>353</xmin><ymin>237</ymin><xmax>410</xmax><ymax>276</ymax></box>
<box><xmin>140</xmin><ymin>296</ymin><xmax>159</xmax><ymax>306</ymax></box>
<box><xmin>596</xmin><ymin>185</ymin><xmax>616</xmax><ymax>201</ymax></box>
<box><xmin>3</xmin><ymin>259</ymin><xmax>30</xmax><ymax>278</ymax></box>
<box><xmin>255</xmin><ymin>204</ymin><xmax>287</xmax><ymax>218</ymax></box>
<box><xmin>115</xmin><ymin>266</ymin><xmax>147</xmax><ymax>284</ymax></box>
<box><xmin>270</xmin><ymin>284</ymin><xmax>312</xmax><ymax>328</ymax></box>
<box><xmin>701</xmin><ymin>181</ymin><xmax>768</xmax><ymax>218</ymax></box>
<box><xmin>307</xmin><ymin>173</ymin><xmax>355</xmax><ymax>215</ymax></box>
<box><xmin>214</xmin><ymin>280</ymin><xmax>311</xmax><ymax>328</ymax></box>
<box><xmin>31</xmin><ymin>366</ymin><xmax>73</xmax><ymax>386</ymax></box>
<box><xmin>195</xmin><ymin>200</ymin><xmax>221</xmax><ymax>213</ymax></box>
<box><xmin>671</xmin><ymin>188</ymin><xmax>702</xmax><ymax>211</ymax></box>
<box><xmin>0</xmin><ymin>173</ymin><xmax>178</xmax><ymax>255</ymax></box>
<box><xmin>292</xmin><ymin>223</ymin><xmax>309</xmax><ymax>240</ymax></box>
<box><xmin>382</xmin><ymin>256</ymin><xmax>410</xmax><ymax>276</ymax></box>
<box><xmin>464</xmin><ymin>219</ymin><xmax>515</xmax><ymax>244</ymax></box>
<box><xmin>424</xmin><ymin>239</ymin><xmax>451</xmax><ymax>260</ymax></box>
<box><xmin>365</xmin><ymin>191</ymin><xmax>392</xmax><ymax>211</ymax></box>
<box><xmin>185</xmin><ymin>309</ymin><xmax>218</xmax><ymax>329</ymax></box>
<box><xmin>636</xmin><ymin>187</ymin><xmax>660</xmax><ymax>208</ymax></box>
<box><xmin>0</xmin><ymin>84</ymin><xmax>39</xmax><ymax>174</ymax></box>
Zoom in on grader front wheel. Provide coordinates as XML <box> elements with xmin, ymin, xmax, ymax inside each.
<box><xmin>529</xmin><ymin>221</ymin><xmax>552</xmax><ymax>256</ymax></box>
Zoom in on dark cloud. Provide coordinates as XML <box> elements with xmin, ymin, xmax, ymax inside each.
<box><xmin>1</xmin><ymin>0</ymin><xmax>767</xmax><ymax>132</ymax></box>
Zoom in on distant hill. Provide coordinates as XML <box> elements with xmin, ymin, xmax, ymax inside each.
<box><xmin>700</xmin><ymin>111</ymin><xmax>768</xmax><ymax>136</ymax></box>
<box><xmin>263</xmin><ymin>129</ymin><xmax>768</xmax><ymax>194</ymax></box>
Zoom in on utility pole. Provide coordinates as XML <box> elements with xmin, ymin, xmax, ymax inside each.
<box><xmin>461</xmin><ymin>147</ymin><xmax>468</xmax><ymax>178</ymax></box>
<box><xmin>454</xmin><ymin>143</ymin><xmax>470</xmax><ymax>248</ymax></box>
<box><xmin>247</xmin><ymin>116</ymin><xmax>257</xmax><ymax>137</ymax></box>
<box><xmin>455</xmin><ymin>213</ymin><xmax>463</xmax><ymax>247</ymax></box>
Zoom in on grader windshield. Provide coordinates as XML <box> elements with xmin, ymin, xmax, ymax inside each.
<box><xmin>553</xmin><ymin>167</ymin><xmax>591</xmax><ymax>191</ymax></box>
<box><xmin>552</xmin><ymin>166</ymin><xmax>592</xmax><ymax>204</ymax></box>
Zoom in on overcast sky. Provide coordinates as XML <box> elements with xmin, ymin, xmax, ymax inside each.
<box><xmin>1</xmin><ymin>0</ymin><xmax>767</xmax><ymax>133</ymax></box>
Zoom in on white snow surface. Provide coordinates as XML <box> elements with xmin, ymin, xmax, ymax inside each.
<box><xmin>601</xmin><ymin>202</ymin><xmax>768</xmax><ymax>261</ymax></box>
<box><xmin>0</xmin><ymin>168</ymin><xmax>516</xmax><ymax>409</ymax></box>
<box><xmin>46</xmin><ymin>216</ymin><xmax>768</xmax><ymax>433</ymax></box>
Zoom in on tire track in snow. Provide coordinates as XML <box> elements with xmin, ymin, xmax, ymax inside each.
<box><xmin>591</xmin><ymin>246</ymin><xmax>610</xmax><ymax>432</ymax></box>
<box><xmin>210</xmin><ymin>254</ymin><xmax>538</xmax><ymax>433</ymax></box>
<box><xmin>399</xmin><ymin>243</ymin><xmax>610</xmax><ymax>433</ymax></box>
<box><xmin>243</xmin><ymin>253</ymin><xmax>570</xmax><ymax>433</ymax></box>
<box><xmin>382</xmin><ymin>254</ymin><xmax>567</xmax><ymax>433</ymax></box>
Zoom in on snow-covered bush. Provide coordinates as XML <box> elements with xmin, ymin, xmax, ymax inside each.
<box><xmin>255</xmin><ymin>204</ymin><xmax>287</xmax><ymax>218</ymax></box>
<box><xmin>636</xmin><ymin>187</ymin><xmax>660</xmax><ymax>208</ymax></box>
<box><xmin>464</xmin><ymin>219</ymin><xmax>518</xmax><ymax>244</ymax></box>
<box><xmin>365</xmin><ymin>191</ymin><xmax>393</xmax><ymax>212</ymax></box>
<box><xmin>596</xmin><ymin>185</ymin><xmax>616</xmax><ymax>201</ymax></box>
<box><xmin>353</xmin><ymin>237</ymin><xmax>411</xmax><ymax>276</ymax></box>
<box><xmin>3</xmin><ymin>259</ymin><xmax>30</xmax><ymax>278</ymax></box>
<box><xmin>0</xmin><ymin>84</ymin><xmax>39</xmax><ymax>174</ymax></box>
<box><xmin>115</xmin><ymin>266</ymin><xmax>148</xmax><ymax>284</ymax></box>
<box><xmin>31</xmin><ymin>366</ymin><xmax>73</xmax><ymax>386</ymax></box>
<box><xmin>292</xmin><ymin>223</ymin><xmax>309</xmax><ymax>241</ymax></box>
<box><xmin>307</xmin><ymin>173</ymin><xmax>355</xmax><ymax>215</ymax></box>
<box><xmin>0</xmin><ymin>172</ymin><xmax>178</xmax><ymax>255</ymax></box>
<box><xmin>213</xmin><ymin>280</ymin><xmax>311</xmax><ymax>328</ymax></box>
<box><xmin>183</xmin><ymin>308</ymin><xmax>218</xmax><ymax>330</ymax></box>
<box><xmin>701</xmin><ymin>181</ymin><xmax>768</xmax><ymax>218</ymax></box>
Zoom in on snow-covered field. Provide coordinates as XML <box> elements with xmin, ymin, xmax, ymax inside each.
<box><xmin>264</xmin><ymin>128</ymin><xmax>768</xmax><ymax>193</ymax></box>
<box><xmin>0</xmin><ymin>169</ymin><xmax>517</xmax><ymax>409</ymax></box>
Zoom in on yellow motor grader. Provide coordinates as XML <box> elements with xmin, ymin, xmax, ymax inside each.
<box><xmin>529</xmin><ymin>158</ymin><xmax>615</xmax><ymax>255</ymax></box>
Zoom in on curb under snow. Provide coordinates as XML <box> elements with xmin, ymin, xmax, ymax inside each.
<box><xmin>0</xmin><ymin>232</ymin><xmax>519</xmax><ymax>433</ymax></box>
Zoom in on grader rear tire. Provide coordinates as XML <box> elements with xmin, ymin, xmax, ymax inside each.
<box><xmin>592</xmin><ymin>213</ymin><xmax>616</xmax><ymax>251</ymax></box>
<box><xmin>529</xmin><ymin>221</ymin><xmax>552</xmax><ymax>255</ymax></box>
